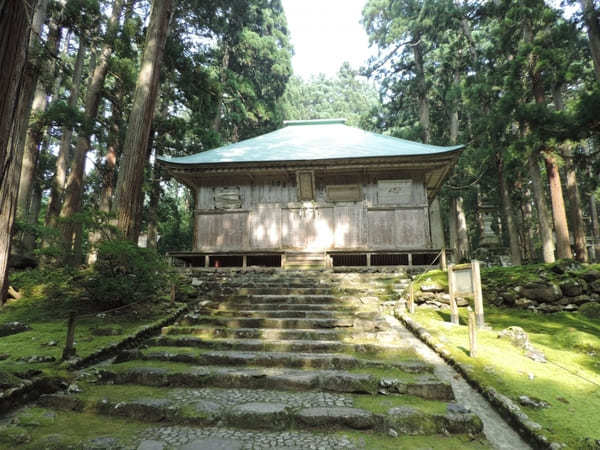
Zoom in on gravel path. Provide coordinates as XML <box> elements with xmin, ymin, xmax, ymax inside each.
<box><xmin>385</xmin><ymin>315</ymin><xmax>531</xmax><ymax>450</ymax></box>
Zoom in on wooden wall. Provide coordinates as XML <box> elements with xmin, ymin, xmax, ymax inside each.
<box><xmin>193</xmin><ymin>173</ymin><xmax>431</xmax><ymax>252</ymax></box>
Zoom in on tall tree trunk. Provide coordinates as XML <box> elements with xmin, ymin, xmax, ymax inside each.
<box><xmin>0</xmin><ymin>0</ymin><xmax>38</xmax><ymax>304</ymax></box>
<box><xmin>543</xmin><ymin>152</ymin><xmax>572</xmax><ymax>259</ymax></box>
<box><xmin>9</xmin><ymin>0</ymin><xmax>48</xmax><ymax>182</ymax></box>
<box><xmin>448</xmin><ymin>90</ymin><xmax>468</xmax><ymax>261</ymax></box>
<box><xmin>59</xmin><ymin>0</ymin><xmax>124</xmax><ymax>262</ymax></box>
<box><xmin>564</xmin><ymin>154</ymin><xmax>588</xmax><ymax>262</ymax></box>
<box><xmin>527</xmin><ymin>22</ymin><xmax>572</xmax><ymax>260</ymax></box>
<box><xmin>0</xmin><ymin>0</ymin><xmax>46</xmax><ymax>305</ymax></box>
<box><xmin>591</xmin><ymin>194</ymin><xmax>600</xmax><ymax>261</ymax></box>
<box><xmin>146</xmin><ymin>161</ymin><xmax>160</xmax><ymax>249</ymax></box>
<box><xmin>212</xmin><ymin>46</ymin><xmax>229</xmax><ymax>133</ymax></box>
<box><xmin>497</xmin><ymin>152</ymin><xmax>522</xmax><ymax>265</ymax></box>
<box><xmin>46</xmin><ymin>38</ymin><xmax>86</xmax><ymax>228</ymax></box>
<box><xmin>413</xmin><ymin>41</ymin><xmax>431</xmax><ymax>144</ymax></box>
<box><xmin>114</xmin><ymin>0</ymin><xmax>173</xmax><ymax>242</ymax></box>
<box><xmin>86</xmin><ymin>123</ymin><xmax>119</xmax><ymax>265</ymax></box>
<box><xmin>521</xmin><ymin>186</ymin><xmax>536</xmax><ymax>262</ymax></box>
<box><xmin>449</xmin><ymin>198</ymin><xmax>458</xmax><ymax>260</ymax></box>
<box><xmin>528</xmin><ymin>153</ymin><xmax>555</xmax><ymax>262</ymax></box>
<box><xmin>17</xmin><ymin>15</ymin><xmax>61</xmax><ymax>224</ymax></box>
<box><xmin>580</xmin><ymin>0</ymin><xmax>600</xmax><ymax>83</ymax></box>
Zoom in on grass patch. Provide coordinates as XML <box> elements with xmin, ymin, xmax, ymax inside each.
<box><xmin>412</xmin><ymin>269</ymin><xmax>448</xmax><ymax>292</ymax></box>
<box><xmin>68</xmin><ymin>383</ymin><xmax>174</xmax><ymax>405</ymax></box>
<box><xmin>336</xmin><ymin>430</ymin><xmax>490</xmax><ymax>449</ymax></box>
<box><xmin>3</xmin><ymin>407</ymin><xmax>149</xmax><ymax>449</ymax></box>
<box><xmin>353</xmin><ymin>393</ymin><xmax>448</xmax><ymax>415</ymax></box>
<box><xmin>410</xmin><ymin>306</ymin><xmax>600</xmax><ymax>447</ymax></box>
<box><xmin>348</xmin><ymin>366</ymin><xmax>420</xmax><ymax>382</ymax></box>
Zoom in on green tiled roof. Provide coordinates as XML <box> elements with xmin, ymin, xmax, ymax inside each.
<box><xmin>157</xmin><ymin>119</ymin><xmax>463</xmax><ymax>166</ymax></box>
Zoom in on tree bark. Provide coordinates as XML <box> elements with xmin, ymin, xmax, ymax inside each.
<box><xmin>17</xmin><ymin>15</ymin><xmax>61</xmax><ymax>224</ymax></box>
<box><xmin>497</xmin><ymin>152</ymin><xmax>522</xmax><ymax>265</ymax></box>
<box><xmin>590</xmin><ymin>194</ymin><xmax>600</xmax><ymax>261</ymax></box>
<box><xmin>580</xmin><ymin>0</ymin><xmax>600</xmax><ymax>83</ymax></box>
<box><xmin>449</xmin><ymin>198</ymin><xmax>458</xmax><ymax>260</ymax></box>
<box><xmin>527</xmin><ymin>153</ymin><xmax>555</xmax><ymax>262</ymax></box>
<box><xmin>412</xmin><ymin>40</ymin><xmax>431</xmax><ymax>144</ymax></box>
<box><xmin>0</xmin><ymin>0</ymin><xmax>38</xmax><ymax>304</ymax></box>
<box><xmin>529</xmin><ymin>40</ymin><xmax>572</xmax><ymax>260</ymax></box>
<box><xmin>543</xmin><ymin>152</ymin><xmax>572</xmax><ymax>259</ymax></box>
<box><xmin>86</xmin><ymin>122</ymin><xmax>118</xmax><ymax>265</ymax></box>
<box><xmin>212</xmin><ymin>46</ymin><xmax>229</xmax><ymax>133</ymax></box>
<box><xmin>59</xmin><ymin>0</ymin><xmax>124</xmax><ymax>262</ymax></box>
<box><xmin>564</xmin><ymin>153</ymin><xmax>588</xmax><ymax>262</ymax></box>
<box><xmin>146</xmin><ymin>160</ymin><xmax>160</xmax><ymax>249</ymax></box>
<box><xmin>521</xmin><ymin>186</ymin><xmax>536</xmax><ymax>262</ymax></box>
<box><xmin>46</xmin><ymin>38</ymin><xmax>86</xmax><ymax>228</ymax></box>
<box><xmin>114</xmin><ymin>0</ymin><xmax>173</xmax><ymax>242</ymax></box>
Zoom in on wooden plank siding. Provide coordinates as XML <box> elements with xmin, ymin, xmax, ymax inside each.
<box><xmin>193</xmin><ymin>175</ymin><xmax>431</xmax><ymax>252</ymax></box>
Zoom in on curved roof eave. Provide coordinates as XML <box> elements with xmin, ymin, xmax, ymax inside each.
<box><xmin>157</xmin><ymin>121</ymin><xmax>465</xmax><ymax>168</ymax></box>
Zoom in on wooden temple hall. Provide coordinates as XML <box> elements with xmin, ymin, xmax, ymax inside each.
<box><xmin>158</xmin><ymin>119</ymin><xmax>463</xmax><ymax>269</ymax></box>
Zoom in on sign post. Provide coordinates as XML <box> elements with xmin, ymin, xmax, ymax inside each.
<box><xmin>447</xmin><ymin>260</ymin><xmax>485</xmax><ymax>328</ymax></box>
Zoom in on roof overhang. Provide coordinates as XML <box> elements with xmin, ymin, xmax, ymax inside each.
<box><xmin>158</xmin><ymin>147</ymin><xmax>463</xmax><ymax>202</ymax></box>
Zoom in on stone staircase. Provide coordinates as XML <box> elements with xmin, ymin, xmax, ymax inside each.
<box><xmin>33</xmin><ymin>269</ymin><xmax>484</xmax><ymax>449</ymax></box>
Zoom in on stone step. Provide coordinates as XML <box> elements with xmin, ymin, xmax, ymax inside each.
<box><xmin>213</xmin><ymin>302</ymin><xmax>356</xmax><ymax>312</ymax></box>
<box><xmin>194</xmin><ymin>284</ymin><xmax>336</xmax><ymax>292</ymax></box>
<box><xmin>38</xmin><ymin>392</ymin><xmax>480</xmax><ymax>434</ymax></box>
<box><xmin>98</xmin><ymin>365</ymin><xmax>454</xmax><ymax>400</ymax></box>
<box><xmin>241</xmin><ymin>287</ymin><xmax>334</xmax><ymax>295</ymax></box>
<box><xmin>179</xmin><ymin>315</ymin><xmax>355</xmax><ymax>329</ymax></box>
<box><xmin>161</xmin><ymin>325</ymin><xmax>351</xmax><ymax>341</ymax></box>
<box><xmin>147</xmin><ymin>337</ymin><xmax>428</xmax><ymax>371</ymax></box>
<box><xmin>191</xmin><ymin>309</ymin><xmax>344</xmax><ymax>319</ymax></box>
<box><xmin>241</xmin><ymin>294</ymin><xmax>340</xmax><ymax>304</ymax></box>
<box><xmin>121</xmin><ymin>349</ymin><xmax>376</xmax><ymax>371</ymax></box>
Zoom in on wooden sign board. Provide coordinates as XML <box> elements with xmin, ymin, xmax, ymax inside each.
<box><xmin>215</xmin><ymin>187</ymin><xmax>241</xmax><ymax>210</ymax></box>
<box><xmin>377</xmin><ymin>179</ymin><xmax>412</xmax><ymax>204</ymax></box>
<box><xmin>326</xmin><ymin>184</ymin><xmax>362</xmax><ymax>202</ymax></box>
<box><xmin>297</xmin><ymin>171</ymin><xmax>315</xmax><ymax>201</ymax></box>
<box><xmin>448</xmin><ymin>261</ymin><xmax>484</xmax><ymax>328</ymax></box>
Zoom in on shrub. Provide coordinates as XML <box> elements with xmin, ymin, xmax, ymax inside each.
<box><xmin>82</xmin><ymin>239</ymin><xmax>173</xmax><ymax>307</ymax></box>
<box><xmin>579</xmin><ymin>302</ymin><xmax>600</xmax><ymax>320</ymax></box>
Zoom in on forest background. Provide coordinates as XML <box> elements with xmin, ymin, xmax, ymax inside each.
<box><xmin>1</xmin><ymin>0</ymin><xmax>600</xmax><ymax>304</ymax></box>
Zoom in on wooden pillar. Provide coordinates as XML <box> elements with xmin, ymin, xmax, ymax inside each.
<box><xmin>62</xmin><ymin>312</ymin><xmax>77</xmax><ymax>360</ymax></box>
<box><xmin>448</xmin><ymin>265</ymin><xmax>459</xmax><ymax>325</ymax></box>
<box><xmin>472</xmin><ymin>260</ymin><xmax>484</xmax><ymax>328</ymax></box>
<box><xmin>468</xmin><ymin>309</ymin><xmax>477</xmax><ymax>357</ymax></box>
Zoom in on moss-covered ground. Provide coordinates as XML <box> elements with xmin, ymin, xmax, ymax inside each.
<box><xmin>0</xmin><ymin>407</ymin><xmax>149</xmax><ymax>449</ymax></box>
<box><xmin>0</xmin><ymin>268</ymin><xmax>181</xmax><ymax>380</ymax></box>
<box><xmin>409</xmin><ymin>305</ymin><xmax>600</xmax><ymax>448</ymax></box>
<box><xmin>336</xmin><ymin>430</ymin><xmax>490</xmax><ymax>449</ymax></box>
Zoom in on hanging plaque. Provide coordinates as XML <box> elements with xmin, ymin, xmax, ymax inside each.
<box><xmin>378</xmin><ymin>179</ymin><xmax>412</xmax><ymax>204</ymax></box>
<box><xmin>214</xmin><ymin>186</ymin><xmax>241</xmax><ymax>209</ymax></box>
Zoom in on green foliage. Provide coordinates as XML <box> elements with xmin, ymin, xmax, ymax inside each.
<box><xmin>579</xmin><ymin>302</ymin><xmax>600</xmax><ymax>319</ymax></box>
<box><xmin>82</xmin><ymin>240</ymin><xmax>173</xmax><ymax>307</ymax></box>
<box><xmin>280</xmin><ymin>63</ymin><xmax>381</xmax><ymax>128</ymax></box>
